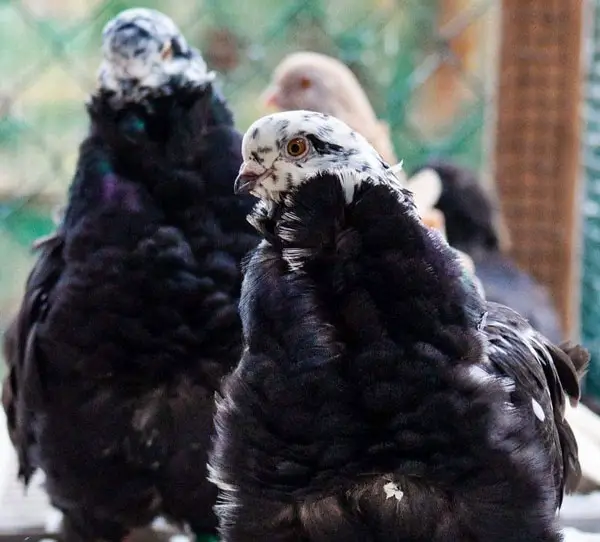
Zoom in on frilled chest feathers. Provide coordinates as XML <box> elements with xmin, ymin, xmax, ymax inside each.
<box><xmin>237</xmin><ymin>111</ymin><xmax>487</xmax><ymax>337</ymax></box>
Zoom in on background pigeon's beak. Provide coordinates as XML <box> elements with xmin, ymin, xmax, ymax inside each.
<box><xmin>260</xmin><ymin>85</ymin><xmax>280</xmax><ymax>110</ymax></box>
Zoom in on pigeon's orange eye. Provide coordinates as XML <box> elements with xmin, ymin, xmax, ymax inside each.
<box><xmin>286</xmin><ymin>137</ymin><xmax>308</xmax><ymax>158</ymax></box>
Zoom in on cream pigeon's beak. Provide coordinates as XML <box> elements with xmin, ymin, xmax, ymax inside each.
<box><xmin>234</xmin><ymin>161</ymin><xmax>271</xmax><ymax>195</ymax></box>
<box><xmin>260</xmin><ymin>84</ymin><xmax>281</xmax><ymax>110</ymax></box>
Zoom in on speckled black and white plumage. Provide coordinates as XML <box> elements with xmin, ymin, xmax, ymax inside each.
<box><xmin>234</xmin><ymin>111</ymin><xmax>401</xmax><ymax>205</ymax></box>
<box><xmin>410</xmin><ymin>159</ymin><xmax>564</xmax><ymax>344</ymax></box>
<box><xmin>2</xmin><ymin>9</ymin><xmax>258</xmax><ymax>542</ymax></box>
<box><xmin>209</xmin><ymin>111</ymin><xmax>588</xmax><ymax>542</ymax></box>
<box><xmin>98</xmin><ymin>8</ymin><xmax>215</xmax><ymax>107</ymax></box>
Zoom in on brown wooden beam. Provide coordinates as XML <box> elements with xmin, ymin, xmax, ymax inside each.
<box><xmin>494</xmin><ymin>0</ymin><xmax>583</xmax><ymax>335</ymax></box>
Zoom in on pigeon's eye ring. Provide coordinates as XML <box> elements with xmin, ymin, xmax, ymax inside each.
<box><xmin>286</xmin><ymin>137</ymin><xmax>308</xmax><ymax>158</ymax></box>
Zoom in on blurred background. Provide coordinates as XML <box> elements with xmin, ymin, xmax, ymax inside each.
<box><xmin>4</xmin><ymin>0</ymin><xmax>592</xmax><ymax>388</ymax></box>
<box><xmin>0</xmin><ymin>1</ymin><xmax>596</xmax><ymax>405</ymax></box>
<box><xmin>1</xmin><ymin>0</ymin><xmax>600</xmax><ymax>538</ymax></box>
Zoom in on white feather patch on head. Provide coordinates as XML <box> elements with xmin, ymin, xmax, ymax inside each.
<box><xmin>239</xmin><ymin>110</ymin><xmax>412</xmax><ymax>206</ymax></box>
<box><xmin>97</xmin><ymin>8</ymin><xmax>214</xmax><ymax>101</ymax></box>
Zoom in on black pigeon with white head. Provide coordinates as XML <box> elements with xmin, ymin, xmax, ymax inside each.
<box><xmin>209</xmin><ymin>110</ymin><xmax>588</xmax><ymax>542</ymax></box>
<box><xmin>233</xmin><ymin>110</ymin><xmax>395</xmax><ymax>201</ymax></box>
<box><xmin>2</xmin><ymin>8</ymin><xmax>258</xmax><ymax>542</ymax></box>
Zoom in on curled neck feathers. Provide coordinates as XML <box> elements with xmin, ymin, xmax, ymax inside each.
<box><xmin>90</xmin><ymin>80</ymin><xmax>239</xmax><ymax>180</ymax></box>
<box><xmin>248</xmin><ymin>173</ymin><xmax>487</xmax><ymax>341</ymax></box>
<box><xmin>87</xmin><ymin>80</ymin><xmax>235</xmax><ymax>153</ymax></box>
<box><xmin>223</xmin><ymin>171</ymin><xmax>491</xmax><ymax>506</ymax></box>
<box><xmin>64</xmin><ymin>81</ymin><xmax>247</xmax><ymax>229</ymax></box>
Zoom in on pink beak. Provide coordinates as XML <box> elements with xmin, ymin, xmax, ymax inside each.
<box><xmin>234</xmin><ymin>163</ymin><xmax>267</xmax><ymax>195</ymax></box>
<box><xmin>260</xmin><ymin>85</ymin><xmax>280</xmax><ymax>110</ymax></box>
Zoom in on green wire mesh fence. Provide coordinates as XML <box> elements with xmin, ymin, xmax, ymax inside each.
<box><xmin>581</xmin><ymin>0</ymin><xmax>600</xmax><ymax>399</ymax></box>
<box><xmin>0</xmin><ymin>0</ymin><xmax>497</xmax><ymax>357</ymax></box>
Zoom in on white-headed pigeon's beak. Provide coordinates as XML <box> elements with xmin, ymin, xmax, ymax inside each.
<box><xmin>234</xmin><ymin>162</ymin><xmax>266</xmax><ymax>195</ymax></box>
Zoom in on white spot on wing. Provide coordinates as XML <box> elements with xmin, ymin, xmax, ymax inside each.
<box><xmin>532</xmin><ymin>398</ymin><xmax>546</xmax><ymax>421</ymax></box>
<box><xmin>207</xmin><ymin>462</ymin><xmax>238</xmax><ymax>493</ymax></box>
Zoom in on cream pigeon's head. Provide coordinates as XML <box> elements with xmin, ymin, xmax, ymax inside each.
<box><xmin>261</xmin><ymin>51</ymin><xmax>398</xmax><ymax>165</ymax></box>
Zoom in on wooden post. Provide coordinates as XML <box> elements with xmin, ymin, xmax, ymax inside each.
<box><xmin>494</xmin><ymin>0</ymin><xmax>583</xmax><ymax>335</ymax></box>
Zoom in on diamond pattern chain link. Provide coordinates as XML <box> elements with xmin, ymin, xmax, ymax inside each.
<box><xmin>0</xmin><ymin>0</ymin><xmax>496</xmax><ymax>337</ymax></box>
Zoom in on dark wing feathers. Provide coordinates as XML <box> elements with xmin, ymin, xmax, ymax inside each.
<box><xmin>414</xmin><ymin>160</ymin><xmax>564</xmax><ymax>343</ymax></box>
<box><xmin>1</xmin><ymin>75</ymin><xmax>257</xmax><ymax>539</ymax></box>
<box><xmin>474</xmin><ymin>253</ymin><xmax>564</xmax><ymax>343</ymax></box>
<box><xmin>211</xmin><ymin>173</ymin><xmax>578</xmax><ymax>541</ymax></box>
<box><xmin>544</xmin><ymin>341</ymin><xmax>589</xmax><ymax>495</ymax></box>
<box><xmin>484</xmin><ymin>302</ymin><xmax>588</xmax><ymax>504</ymax></box>
<box><xmin>3</xmin><ymin>231</ymin><xmax>65</xmax><ymax>483</ymax></box>
<box><xmin>555</xmin><ymin>342</ymin><xmax>589</xmax><ymax>401</ymax></box>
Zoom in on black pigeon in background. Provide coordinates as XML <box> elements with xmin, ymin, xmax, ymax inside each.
<box><xmin>2</xmin><ymin>8</ymin><xmax>258</xmax><ymax>541</ymax></box>
<box><xmin>209</xmin><ymin>111</ymin><xmax>588</xmax><ymax>542</ymax></box>
<box><xmin>409</xmin><ymin>159</ymin><xmax>563</xmax><ymax>344</ymax></box>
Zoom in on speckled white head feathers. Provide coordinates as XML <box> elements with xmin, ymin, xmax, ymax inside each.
<box><xmin>234</xmin><ymin>110</ymin><xmax>403</xmax><ymax>203</ymax></box>
<box><xmin>98</xmin><ymin>8</ymin><xmax>214</xmax><ymax>100</ymax></box>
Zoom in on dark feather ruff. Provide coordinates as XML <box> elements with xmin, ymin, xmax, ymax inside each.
<box><xmin>412</xmin><ymin>159</ymin><xmax>564</xmax><ymax>343</ymax></box>
<box><xmin>209</xmin><ymin>173</ymin><xmax>584</xmax><ymax>542</ymax></box>
<box><xmin>2</xmin><ymin>80</ymin><xmax>259</xmax><ymax>540</ymax></box>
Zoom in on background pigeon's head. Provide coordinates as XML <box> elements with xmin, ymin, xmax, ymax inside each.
<box><xmin>234</xmin><ymin>110</ymin><xmax>394</xmax><ymax>202</ymax></box>
<box><xmin>97</xmin><ymin>8</ymin><xmax>214</xmax><ymax>101</ymax></box>
<box><xmin>261</xmin><ymin>52</ymin><xmax>341</xmax><ymax>115</ymax></box>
